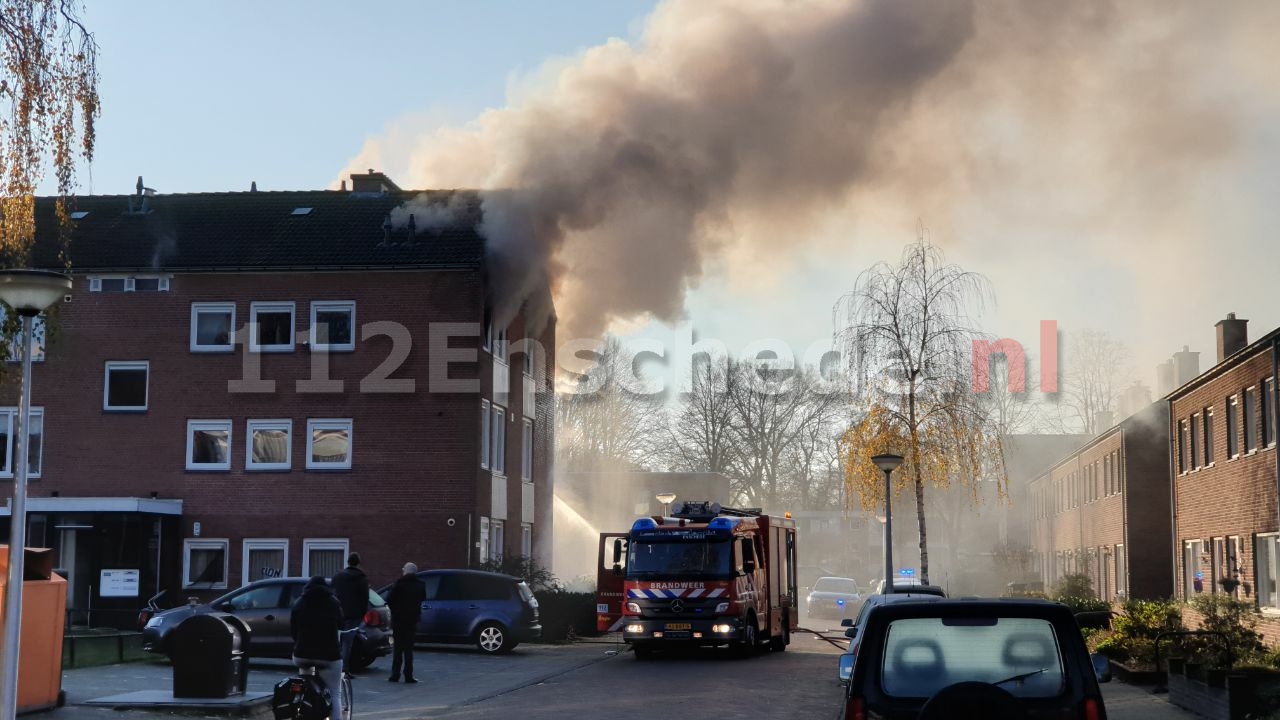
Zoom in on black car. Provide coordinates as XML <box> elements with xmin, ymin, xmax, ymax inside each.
<box><xmin>141</xmin><ymin>578</ymin><xmax>392</xmax><ymax>669</ymax></box>
<box><xmin>842</xmin><ymin>598</ymin><xmax>1109</xmax><ymax>720</ymax></box>
<box><xmin>379</xmin><ymin>569</ymin><xmax>541</xmax><ymax>654</ymax></box>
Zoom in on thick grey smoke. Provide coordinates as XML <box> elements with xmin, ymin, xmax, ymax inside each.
<box><xmin>343</xmin><ymin>0</ymin><xmax>1275</xmax><ymax>344</ymax></box>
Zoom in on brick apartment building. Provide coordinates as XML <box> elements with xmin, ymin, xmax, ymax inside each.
<box><xmin>1026</xmin><ymin>402</ymin><xmax>1172</xmax><ymax>600</ymax></box>
<box><xmin>0</xmin><ymin>173</ymin><xmax>554</xmax><ymax>619</ymax></box>
<box><xmin>1170</xmin><ymin>314</ymin><xmax>1280</xmax><ymax>638</ymax></box>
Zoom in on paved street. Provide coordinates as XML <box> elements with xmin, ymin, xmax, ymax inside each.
<box><xmin>49</xmin><ymin>633</ymin><xmax>1200</xmax><ymax>720</ymax></box>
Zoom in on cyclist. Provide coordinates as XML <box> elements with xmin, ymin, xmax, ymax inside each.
<box><xmin>290</xmin><ymin>575</ymin><xmax>345</xmax><ymax>720</ymax></box>
<box><xmin>330</xmin><ymin>552</ymin><xmax>370</xmax><ymax>667</ymax></box>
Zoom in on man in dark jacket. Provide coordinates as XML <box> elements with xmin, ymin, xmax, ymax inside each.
<box><xmin>330</xmin><ymin>552</ymin><xmax>369</xmax><ymax>665</ymax></box>
<box><xmin>291</xmin><ymin>576</ymin><xmax>345</xmax><ymax>719</ymax></box>
<box><xmin>386</xmin><ymin>562</ymin><xmax>427</xmax><ymax>683</ymax></box>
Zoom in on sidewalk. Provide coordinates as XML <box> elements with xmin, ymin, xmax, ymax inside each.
<box><xmin>1103</xmin><ymin>681</ymin><xmax>1198</xmax><ymax>719</ymax></box>
<box><xmin>52</xmin><ymin>643</ymin><xmax>616</xmax><ymax>719</ymax></box>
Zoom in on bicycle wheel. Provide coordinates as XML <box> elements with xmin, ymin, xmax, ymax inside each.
<box><xmin>340</xmin><ymin>673</ymin><xmax>353</xmax><ymax>720</ymax></box>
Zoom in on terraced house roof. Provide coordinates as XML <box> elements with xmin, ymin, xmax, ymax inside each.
<box><xmin>21</xmin><ymin>189</ymin><xmax>486</xmax><ymax>272</ymax></box>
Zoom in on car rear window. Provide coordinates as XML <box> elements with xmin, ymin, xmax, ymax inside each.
<box><xmin>879</xmin><ymin>617</ymin><xmax>1065</xmax><ymax>699</ymax></box>
<box><xmin>814</xmin><ymin>578</ymin><xmax>858</xmax><ymax>594</ymax></box>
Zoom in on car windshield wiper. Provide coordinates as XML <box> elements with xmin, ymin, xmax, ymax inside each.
<box><xmin>993</xmin><ymin>668</ymin><xmax>1048</xmax><ymax>686</ymax></box>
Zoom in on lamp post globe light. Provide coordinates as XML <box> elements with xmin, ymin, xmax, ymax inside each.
<box><xmin>655</xmin><ymin>492</ymin><xmax>677</xmax><ymax>516</ymax></box>
<box><xmin>870</xmin><ymin>454</ymin><xmax>904</xmax><ymax>593</ymax></box>
<box><xmin>0</xmin><ymin>269</ymin><xmax>71</xmax><ymax>720</ymax></box>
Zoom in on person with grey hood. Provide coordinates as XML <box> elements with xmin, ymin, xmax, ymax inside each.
<box><xmin>290</xmin><ymin>576</ymin><xmax>345</xmax><ymax>720</ymax></box>
<box><xmin>386</xmin><ymin>562</ymin><xmax>427</xmax><ymax>683</ymax></box>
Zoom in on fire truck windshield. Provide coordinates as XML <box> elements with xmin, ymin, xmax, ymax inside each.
<box><xmin>627</xmin><ymin>538</ymin><xmax>733</xmax><ymax>578</ymax></box>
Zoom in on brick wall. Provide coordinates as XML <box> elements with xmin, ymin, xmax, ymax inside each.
<box><xmin>1171</xmin><ymin>345</ymin><xmax>1278</xmax><ymax>611</ymax></box>
<box><xmin>0</xmin><ymin>268</ymin><xmax>555</xmax><ymax>593</ymax></box>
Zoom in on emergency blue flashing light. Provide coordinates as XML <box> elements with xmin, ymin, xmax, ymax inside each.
<box><xmin>632</xmin><ymin>518</ymin><xmax>659</xmax><ymax>532</ymax></box>
<box><xmin>837</xmin><ymin>598</ymin><xmax>845</xmax><ymax>606</ymax></box>
<box><xmin>707</xmin><ymin>517</ymin><xmax>739</xmax><ymax>530</ymax></box>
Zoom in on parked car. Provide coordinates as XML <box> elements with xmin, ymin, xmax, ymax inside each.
<box><xmin>378</xmin><ymin>569</ymin><xmax>541</xmax><ymax>655</ymax></box>
<box><xmin>872</xmin><ymin>577</ymin><xmax>946</xmax><ymax>596</ymax></box>
<box><xmin>842</xmin><ymin>598</ymin><xmax>1110</xmax><ymax>720</ymax></box>
<box><xmin>141</xmin><ymin>578</ymin><xmax>392</xmax><ymax>669</ymax></box>
<box><xmin>805</xmin><ymin>577</ymin><xmax>862</xmax><ymax>621</ymax></box>
<box><xmin>836</xmin><ymin>590</ymin><xmax>946</xmax><ymax>683</ymax></box>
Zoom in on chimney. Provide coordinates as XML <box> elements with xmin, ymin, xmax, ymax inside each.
<box><xmin>1094</xmin><ymin>410</ymin><xmax>1114</xmax><ymax>434</ymax></box>
<box><xmin>381</xmin><ymin>215</ymin><xmax>393</xmax><ymax>244</ymax></box>
<box><xmin>250</xmin><ymin>181</ymin><xmax>258</xmax><ymax>192</ymax></box>
<box><xmin>1156</xmin><ymin>360</ymin><xmax>1175</xmax><ymax>397</ymax></box>
<box><xmin>1173</xmin><ymin>346</ymin><xmax>1201</xmax><ymax>387</ymax></box>
<box><xmin>349</xmin><ymin>169</ymin><xmax>402</xmax><ymax>194</ymax></box>
<box><xmin>1215</xmin><ymin>312</ymin><xmax>1249</xmax><ymax>363</ymax></box>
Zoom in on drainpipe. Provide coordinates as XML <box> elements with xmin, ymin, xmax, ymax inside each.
<box><xmin>1273</xmin><ymin>336</ymin><xmax>1280</xmax><ymax>552</ymax></box>
<box><xmin>1169</xmin><ymin>391</ymin><xmax>1179</xmax><ymax>601</ymax></box>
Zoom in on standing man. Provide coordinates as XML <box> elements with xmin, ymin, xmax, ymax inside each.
<box><xmin>331</xmin><ymin>552</ymin><xmax>370</xmax><ymax>668</ymax></box>
<box><xmin>387</xmin><ymin>562</ymin><xmax>426</xmax><ymax>683</ymax></box>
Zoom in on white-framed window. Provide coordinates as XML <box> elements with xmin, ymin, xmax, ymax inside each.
<box><xmin>1265</xmin><ymin>379</ymin><xmax>1277</xmax><ymax>448</ymax></box>
<box><xmin>491</xmin><ymin>405</ymin><xmax>506</xmax><ymax>475</ymax></box>
<box><xmin>187</xmin><ymin>420</ymin><xmax>232</xmax><ymax>471</ymax></box>
<box><xmin>482</xmin><ymin>310</ymin><xmax>493</xmax><ymax>353</ymax></box>
<box><xmin>1204</xmin><ymin>409</ymin><xmax>1215</xmax><ymax>465</ymax></box>
<box><xmin>89</xmin><ymin>274</ymin><xmax>171</xmax><ymax>293</ymax></box>
<box><xmin>242</xmin><ymin>538</ymin><xmax>289</xmax><ymax>584</ymax></box>
<box><xmin>1228</xmin><ymin>395</ymin><xmax>1240</xmax><ymax>458</ymax></box>
<box><xmin>1257</xmin><ymin>533</ymin><xmax>1280</xmax><ymax>609</ymax></box>
<box><xmin>247</xmin><ymin>419</ymin><xmax>292</xmax><ymax>471</ymax></box>
<box><xmin>307</xmin><ymin>419</ymin><xmax>352</xmax><ymax>470</ymax></box>
<box><xmin>1245</xmin><ymin>387</ymin><xmax>1258</xmax><ymax>453</ymax></box>
<box><xmin>302</xmin><ymin>538</ymin><xmax>349</xmax><ymax>578</ymax></box>
<box><xmin>479</xmin><ymin>517</ymin><xmax>491</xmax><ymax>564</ymax></box>
<box><xmin>494</xmin><ymin>327</ymin><xmax>508</xmax><ymax>362</ymax></box>
<box><xmin>1184</xmin><ymin>539</ymin><xmax>1205</xmax><ymax>597</ymax></box>
<box><xmin>490</xmin><ymin>519</ymin><xmax>505</xmax><ymax>563</ymax></box>
<box><xmin>190</xmin><ymin>302</ymin><xmax>236</xmax><ymax>352</ymax></box>
<box><xmin>480</xmin><ymin>400</ymin><xmax>491</xmax><ymax>470</ymax></box>
<box><xmin>521</xmin><ymin>419</ymin><xmax>533</xmax><ymax>482</ymax></box>
<box><xmin>521</xmin><ymin>523</ymin><xmax>532</xmax><ymax>559</ymax></box>
<box><xmin>309</xmin><ymin>301</ymin><xmax>356</xmax><ymax>352</ymax></box>
<box><xmin>103</xmin><ymin>361</ymin><xmax>149</xmax><ymax>411</ymax></box>
<box><xmin>250</xmin><ymin>301</ymin><xmax>296</xmax><ymax>353</ymax></box>
<box><xmin>0</xmin><ymin>407</ymin><xmax>43</xmax><ymax>478</ymax></box>
<box><xmin>184</xmin><ymin>539</ymin><xmax>229</xmax><ymax>589</ymax></box>
<box><xmin>523</xmin><ymin>332</ymin><xmax>534</xmax><ymax>376</ymax></box>
<box><xmin>4</xmin><ymin>312</ymin><xmax>46</xmax><ymax>363</ymax></box>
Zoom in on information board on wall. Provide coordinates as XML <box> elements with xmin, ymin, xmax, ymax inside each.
<box><xmin>100</xmin><ymin>569</ymin><xmax>140</xmax><ymax>597</ymax></box>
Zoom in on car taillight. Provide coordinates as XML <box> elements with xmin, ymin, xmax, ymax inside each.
<box><xmin>363</xmin><ymin>610</ymin><xmax>381</xmax><ymax>626</ymax></box>
<box><xmin>845</xmin><ymin>697</ymin><xmax>864</xmax><ymax>720</ymax></box>
<box><xmin>1084</xmin><ymin>697</ymin><xmax>1100</xmax><ymax>720</ymax></box>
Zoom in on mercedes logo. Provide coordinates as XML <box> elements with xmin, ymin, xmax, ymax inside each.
<box><xmin>669</xmin><ymin>599</ymin><xmax>685</xmax><ymax>613</ymax></box>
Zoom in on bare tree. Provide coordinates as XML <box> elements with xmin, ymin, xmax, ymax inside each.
<box><xmin>556</xmin><ymin>337</ymin><xmax>661</xmax><ymax>472</ymax></box>
<box><xmin>662</xmin><ymin>356</ymin><xmax>739</xmax><ymax>476</ymax></box>
<box><xmin>1</xmin><ymin>0</ymin><xmax>99</xmax><ymax>258</ymax></box>
<box><xmin>834</xmin><ymin>239</ymin><xmax>1002</xmax><ymax>584</ymax></box>
<box><xmin>1054</xmin><ymin>329</ymin><xmax>1135</xmax><ymax>435</ymax></box>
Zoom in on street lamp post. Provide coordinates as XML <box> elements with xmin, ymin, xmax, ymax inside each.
<box><xmin>871</xmin><ymin>454</ymin><xmax>904</xmax><ymax>593</ymax></box>
<box><xmin>0</xmin><ymin>269</ymin><xmax>71</xmax><ymax>720</ymax></box>
<box><xmin>655</xmin><ymin>492</ymin><xmax>677</xmax><ymax>517</ymax></box>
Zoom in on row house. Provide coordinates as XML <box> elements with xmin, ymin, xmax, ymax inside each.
<box><xmin>1170</xmin><ymin>314</ymin><xmax>1280</xmax><ymax>637</ymax></box>
<box><xmin>1026</xmin><ymin>402</ymin><xmax>1172</xmax><ymax>601</ymax></box>
<box><xmin>0</xmin><ymin>173</ymin><xmax>555</xmax><ymax>621</ymax></box>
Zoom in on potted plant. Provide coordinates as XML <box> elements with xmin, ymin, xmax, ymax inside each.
<box><xmin>1220</xmin><ymin>577</ymin><xmax>1241</xmax><ymax>594</ymax></box>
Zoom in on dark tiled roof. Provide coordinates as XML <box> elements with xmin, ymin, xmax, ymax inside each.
<box><xmin>22</xmin><ymin>190</ymin><xmax>485</xmax><ymax>272</ymax></box>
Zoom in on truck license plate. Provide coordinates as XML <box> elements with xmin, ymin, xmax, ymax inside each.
<box><xmin>666</xmin><ymin>623</ymin><xmax>691</xmax><ymax>630</ymax></box>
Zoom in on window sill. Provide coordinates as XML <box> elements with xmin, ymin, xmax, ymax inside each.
<box><xmin>104</xmin><ymin>407</ymin><xmax>148</xmax><ymax>413</ymax></box>
<box><xmin>190</xmin><ymin>346</ymin><xmax>235</xmax><ymax>354</ymax></box>
<box><xmin>186</xmin><ymin>467</ymin><xmax>231</xmax><ymax>473</ymax></box>
<box><xmin>247</xmin><ymin>466</ymin><xmax>293</xmax><ymax>473</ymax></box>
<box><xmin>305</xmin><ymin>466</ymin><xmax>352</xmax><ymax>472</ymax></box>
<box><xmin>249</xmin><ymin>347</ymin><xmax>296</xmax><ymax>354</ymax></box>
<box><xmin>309</xmin><ymin>345</ymin><xmax>355</xmax><ymax>354</ymax></box>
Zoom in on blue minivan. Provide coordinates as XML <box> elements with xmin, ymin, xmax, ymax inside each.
<box><xmin>382</xmin><ymin>569</ymin><xmax>541</xmax><ymax>654</ymax></box>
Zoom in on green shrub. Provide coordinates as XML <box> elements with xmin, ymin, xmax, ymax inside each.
<box><xmin>1056</xmin><ymin>596</ymin><xmax>1110</xmax><ymax>615</ymax></box>
<box><xmin>533</xmin><ymin>589</ymin><xmax>599</xmax><ymax>643</ymax></box>
<box><xmin>1052</xmin><ymin>573</ymin><xmax>1095</xmax><ymax>600</ymax></box>
<box><xmin>1093</xmin><ymin>599</ymin><xmax>1184</xmax><ymax>669</ymax></box>
<box><xmin>1188</xmin><ymin>593</ymin><xmax>1264</xmax><ymax>667</ymax></box>
<box><xmin>475</xmin><ymin>556</ymin><xmax>563</xmax><ymax>592</ymax></box>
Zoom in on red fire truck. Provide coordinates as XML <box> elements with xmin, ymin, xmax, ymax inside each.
<box><xmin>595</xmin><ymin>501</ymin><xmax>798</xmax><ymax>659</ymax></box>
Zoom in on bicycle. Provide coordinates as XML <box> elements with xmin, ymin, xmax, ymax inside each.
<box><xmin>275</xmin><ymin>628</ymin><xmax>361</xmax><ymax>720</ymax></box>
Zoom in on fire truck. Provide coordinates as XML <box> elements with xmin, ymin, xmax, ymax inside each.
<box><xmin>595</xmin><ymin>501</ymin><xmax>798</xmax><ymax>659</ymax></box>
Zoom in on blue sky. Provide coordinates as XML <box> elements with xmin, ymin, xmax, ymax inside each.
<box><xmin>62</xmin><ymin>1</ymin><xmax>657</xmax><ymax>196</ymax></box>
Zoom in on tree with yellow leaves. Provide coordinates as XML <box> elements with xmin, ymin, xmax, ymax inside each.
<box><xmin>1</xmin><ymin>0</ymin><xmax>99</xmax><ymax>262</ymax></box>
<box><xmin>834</xmin><ymin>239</ymin><xmax>1004</xmax><ymax>584</ymax></box>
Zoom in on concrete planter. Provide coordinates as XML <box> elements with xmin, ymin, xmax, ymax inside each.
<box><xmin>1167</xmin><ymin>666</ymin><xmax>1280</xmax><ymax>720</ymax></box>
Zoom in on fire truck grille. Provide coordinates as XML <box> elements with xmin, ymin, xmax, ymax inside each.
<box><xmin>637</xmin><ymin>597</ymin><xmax>723</xmax><ymax>619</ymax></box>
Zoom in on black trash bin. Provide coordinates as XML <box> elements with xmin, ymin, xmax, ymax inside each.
<box><xmin>171</xmin><ymin>613</ymin><xmax>252</xmax><ymax>698</ymax></box>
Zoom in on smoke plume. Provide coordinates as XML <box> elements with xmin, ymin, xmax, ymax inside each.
<box><xmin>341</xmin><ymin>0</ymin><xmax>1277</xmax><ymax>346</ymax></box>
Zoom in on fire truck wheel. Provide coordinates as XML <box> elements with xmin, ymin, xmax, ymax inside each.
<box><xmin>734</xmin><ymin>616</ymin><xmax>759</xmax><ymax>657</ymax></box>
<box><xmin>474</xmin><ymin>622</ymin><xmax>514</xmax><ymax>654</ymax></box>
